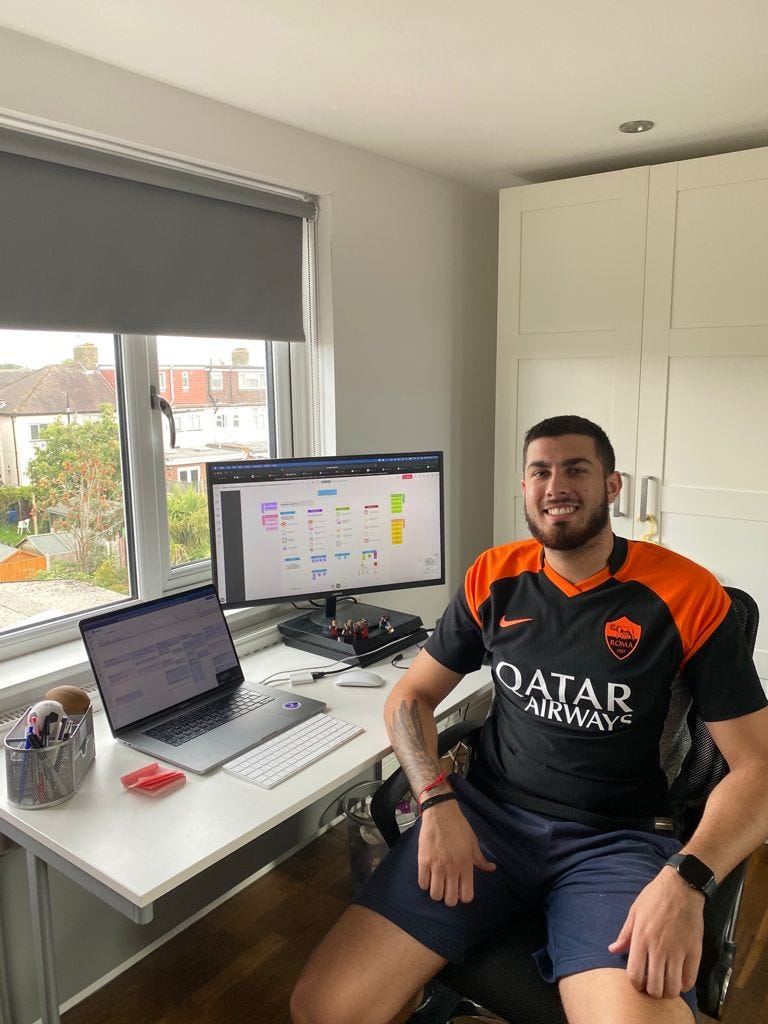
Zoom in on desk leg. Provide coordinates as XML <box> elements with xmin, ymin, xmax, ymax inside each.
<box><xmin>0</xmin><ymin>876</ymin><xmax>11</xmax><ymax>1024</ymax></box>
<box><xmin>26</xmin><ymin>852</ymin><xmax>60</xmax><ymax>1024</ymax></box>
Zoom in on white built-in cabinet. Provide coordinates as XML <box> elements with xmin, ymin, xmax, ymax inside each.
<box><xmin>494</xmin><ymin>146</ymin><xmax>768</xmax><ymax>684</ymax></box>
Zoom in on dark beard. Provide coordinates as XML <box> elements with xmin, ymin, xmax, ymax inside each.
<box><xmin>524</xmin><ymin>497</ymin><xmax>610</xmax><ymax>551</ymax></box>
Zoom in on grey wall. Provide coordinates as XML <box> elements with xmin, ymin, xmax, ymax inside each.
<box><xmin>0</xmin><ymin>27</ymin><xmax>498</xmax><ymax>1022</ymax></box>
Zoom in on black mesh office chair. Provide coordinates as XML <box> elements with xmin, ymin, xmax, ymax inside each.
<box><xmin>371</xmin><ymin>587</ymin><xmax>760</xmax><ymax>1022</ymax></box>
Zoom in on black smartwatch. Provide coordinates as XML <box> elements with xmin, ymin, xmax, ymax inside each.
<box><xmin>665</xmin><ymin>853</ymin><xmax>718</xmax><ymax>900</ymax></box>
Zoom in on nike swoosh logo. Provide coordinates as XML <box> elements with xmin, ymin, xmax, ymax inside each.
<box><xmin>499</xmin><ymin>616</ymin><xmax>533</xmax><ymax>628</ymax></box>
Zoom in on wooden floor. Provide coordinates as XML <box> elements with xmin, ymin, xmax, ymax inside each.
<box><xmin>62</xmin><ymin>829</ymin><xmax>768</xmax><ymax>1024</ymax></box>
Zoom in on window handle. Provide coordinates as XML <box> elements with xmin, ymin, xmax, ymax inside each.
<box><xmin>612</xmin><ymin>473</ymin><xmax>630</xmax><ymax>517</ymax></box>
<box><xmin>150</xmin><ymin>385</ymin><xmax>177</xmax><ymax>448</ymax></box>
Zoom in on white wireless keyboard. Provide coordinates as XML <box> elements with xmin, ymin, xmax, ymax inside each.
<box><xmin>223</xmin><ymin>713</ymin><xmax>364</xmax><ymax>789</ymax></box>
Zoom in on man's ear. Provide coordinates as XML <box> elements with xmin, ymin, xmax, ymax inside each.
<box><xmin>606</xmin><ymin>471</ymin><xmax>622</xmax><ymax>503</ymax></box>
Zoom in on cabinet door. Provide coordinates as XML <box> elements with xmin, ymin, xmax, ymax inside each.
<box><xmin>494</xmin><ymin>168</ymin><xmax>648</xmax><ymax>544</ymax></box>
<box><xmin>637</xmin><ymin>149</ymin><xmax>768</xmax><ymax>684</ymax></box>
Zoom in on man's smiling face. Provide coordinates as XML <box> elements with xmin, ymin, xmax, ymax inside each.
<box><xmin>521</xmin><ymin>434</ymin><xmax>620</xmax><ymax>552</ymax></box>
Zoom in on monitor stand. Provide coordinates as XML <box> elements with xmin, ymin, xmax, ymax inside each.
<box><xmin>277</xmin><ymin>596</ymin><xmax>428</xmax><ymax>667</ymax></box>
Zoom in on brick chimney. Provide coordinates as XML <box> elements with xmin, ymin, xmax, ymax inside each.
<box><xmin>74</xmin><ymin>342</ymin><xmax>99</xmax><ymax>370</ymax></box>
<box><xmin>231</xmin><ymin>347</ymin><xmax>249</xmax><ymax>366</ymax></box>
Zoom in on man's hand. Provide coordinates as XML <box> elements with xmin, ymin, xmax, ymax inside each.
<box><xmin>417</xmin><ymin>799</ymin><xmax>495</xmax><ymax>906</ymax></box>
<box><xmin>608</xmin><ymin>866</ymin><xmax>705</xmax><ymax>998</ymax></box>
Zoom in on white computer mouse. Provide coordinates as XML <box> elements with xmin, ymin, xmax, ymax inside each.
<box><xmin>335</xmin><ymin>669</ymin><xmax>386</xmax><ymax>687</ymax></box>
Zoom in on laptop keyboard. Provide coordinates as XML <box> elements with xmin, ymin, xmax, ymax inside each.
<box><xmin>223</xmin><ymin>714</ymin><xmax>364</xmax><ymax>788</ymax></box>
<box><xmin>145</xmin><ymin>689</ymin><xmax>274</xmax><ymax>746</ymax></box>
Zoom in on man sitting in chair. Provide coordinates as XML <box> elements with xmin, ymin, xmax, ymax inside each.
<box><xmin>291</xmin><ymin>415</ymin><xmax>768</xmax><ymax>1024</ymax></box>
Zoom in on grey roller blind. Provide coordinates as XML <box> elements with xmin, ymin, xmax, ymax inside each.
<box><xmin>0</xmin><ymin>129</ymin><xmax>315</xmax><ymax>341</ymax></box>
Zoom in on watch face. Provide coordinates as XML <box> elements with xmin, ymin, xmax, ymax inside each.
<box><xmin>679</xmin><ymin>855</ymin><xmax>715</xmax><ymax>891</ymax></box>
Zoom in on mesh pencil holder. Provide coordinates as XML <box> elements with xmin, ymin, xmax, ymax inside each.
<box><xmin>4</xmin><ymin>706</ymin><xmax>95</xmax><ymax>808</ymax></box>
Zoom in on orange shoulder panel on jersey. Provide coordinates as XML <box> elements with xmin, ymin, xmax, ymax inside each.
<box><xmin>614</xmin><ymin>543</ymin><xmax>730</xmax><ymax>665</ymax></box>
<box><xmin>463</xmin><ymin>539</ymin><xmax>542</xmax><ymax>627</ymax></box>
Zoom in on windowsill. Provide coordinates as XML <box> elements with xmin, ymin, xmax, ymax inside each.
<box><xmin>0</xmin><ymin>611</ymin><xmax>289</xmax><ymax>717</ymax></box>
<box><xmin>0</xmin><ymin>638</ymin><xmax>93</xmax><ymax>714</ymax></box>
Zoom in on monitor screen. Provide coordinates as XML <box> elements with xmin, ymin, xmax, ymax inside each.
<box><xmin>207</xmin><ymin>451</ymin><xmax>445</xmax><ymax>610</ymax></box>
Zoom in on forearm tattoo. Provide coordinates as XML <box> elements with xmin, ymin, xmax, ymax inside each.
<box><xmin>389</xmin><ymin>699</ymin><xmax>442</xmax><ymax>794</ymax></box>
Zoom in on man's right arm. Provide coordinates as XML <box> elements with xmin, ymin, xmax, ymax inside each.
<box><xmin>384</xmin><ymin>648</ymin><xmax>495</xmax><ymax>906</ymax></box>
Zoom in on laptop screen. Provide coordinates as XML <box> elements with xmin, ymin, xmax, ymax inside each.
<box><xmin>80</xmin><ymin>585</ymin><xmax>243</xmax><ymax>731</ymax></box>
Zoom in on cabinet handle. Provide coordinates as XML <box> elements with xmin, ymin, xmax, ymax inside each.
<box><xmin>638</xmin><ymin>475</ymin><xmax>656</xmax><ymax>523</ymax></box>
<box><xmin>612</xmin><ymin>473</ymin><xmax>630</xmax><ymax>517</ymax></box>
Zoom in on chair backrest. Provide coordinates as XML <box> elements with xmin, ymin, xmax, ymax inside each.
<box><xmin>674</xmin><ymin>586</ymin><xmax>760</xmax><ymax>837</ymax></box>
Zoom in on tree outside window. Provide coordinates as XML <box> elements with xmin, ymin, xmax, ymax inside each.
<box><xmin>25</xmin><ymin>405</ymin><xmax>127</xmax><ymax>585</ymax></box>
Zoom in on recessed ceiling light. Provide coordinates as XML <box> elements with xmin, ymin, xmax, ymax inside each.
<box><xmin>619</xmin><ymin>120</ymin><xmax>655</xmax><ymax>134</ymax></box>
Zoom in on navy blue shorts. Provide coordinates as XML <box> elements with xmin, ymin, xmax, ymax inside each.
<box><xmin>355</xmin><ymin>775</ymin><xmax>697</xmax><ymax>1016</ymax></box>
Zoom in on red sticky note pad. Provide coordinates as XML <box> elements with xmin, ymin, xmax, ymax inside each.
<box><xmin>121</xmin><ymin>762</ymin><xmax>186</xmax><ymax>797</ymax></box>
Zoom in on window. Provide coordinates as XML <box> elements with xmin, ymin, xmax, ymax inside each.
<box><xmin>0</xmin><ymin>332</ymin><xmax>130</xmax><ymax>639</ymax></box>
<box><xmin>238</xmin><ymin>370</ymin><xmax>266</xmax><ymax>389</ymax></box>
<box><xmin>0</xmin><ymin>322</ymin><xmax>317</xmax><ymax>656</ymax></box>
<box><xmin>0</xmin><ymin>128</ymin><xmax>319</xmax><ymax>663</ymax></box>
<box><xmin>210</xmin><ymin>370</ymin><xmax>223</xmax><ymax>391</ymax></box>
<box><xmin>177</xmin><ymin>467</ymin><xmax>200</xmax><ymax>487</ymax></box>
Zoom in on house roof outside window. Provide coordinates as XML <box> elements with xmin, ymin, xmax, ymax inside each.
<box><xmin>0</xmin><ymin>363</ymin><xmax>115</xmax><ymax>416</ymax></box>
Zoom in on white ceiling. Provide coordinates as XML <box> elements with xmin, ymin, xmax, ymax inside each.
<box><xmin>1</xmin><ymin>0</ymin><xmax>767</xmax><ymax>191</ymax></box>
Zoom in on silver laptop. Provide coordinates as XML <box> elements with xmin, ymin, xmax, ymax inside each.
<box><xmin>79</xmin><ymin>584</ymin><xmax>326</xmax><ymax>773</ymax></box>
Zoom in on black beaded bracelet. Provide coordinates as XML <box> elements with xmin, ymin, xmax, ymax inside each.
<box><xmin>418</xmin><ymin>792</ymin><xmax>458</xmax><ymax>814</ymax></box>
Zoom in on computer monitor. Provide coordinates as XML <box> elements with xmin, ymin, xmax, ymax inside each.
<box><xmin>206</xmin><ymin>451</ymin><xmax>444</xmax><ymax>664</ymax></box>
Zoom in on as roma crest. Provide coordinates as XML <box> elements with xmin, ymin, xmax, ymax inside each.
<box><xmin>605</xmin><ymin>617</ymin><xmax>642</xmax><ymax>660</ymax></box>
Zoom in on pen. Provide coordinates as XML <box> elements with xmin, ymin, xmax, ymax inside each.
<box><xmin>25</xmin><ymin>727</ymin><xmax>43</xmax><ymax>749</ymax></box>
<box><xmin>17</xmin><ymin>727</ymin><xmax>37</xmax><ymax>802</ymax></box>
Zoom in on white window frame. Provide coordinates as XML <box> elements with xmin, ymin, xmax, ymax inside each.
<box><xmin>210</xmin><ymin>369</ymin><xmax>223</xmax><ymax>390</ymax></box>
<box><xmin>181</xmin><ymin>371</ymin><xmax>190</xmax><ymax>392</ymax></box>
<box><xmin>158</xmin><ymin>370</ymin><xmax>167</xmax><ymax>390</ymax></box>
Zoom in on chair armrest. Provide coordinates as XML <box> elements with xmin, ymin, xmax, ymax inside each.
<box><xmin>696</xmin><ymin>857</ymin><xmax>749</xmax><ymax>1018</ymax></box>
<box><xmin>370</xmin><ymin>720</ymin><xmax>483</xmax><ymax>847</ymax></box>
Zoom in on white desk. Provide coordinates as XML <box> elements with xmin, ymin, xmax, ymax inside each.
<box><xmin>0</xmin><ymin>643</ymin><xmax>491</xmax><ymax>1024</ymax></box>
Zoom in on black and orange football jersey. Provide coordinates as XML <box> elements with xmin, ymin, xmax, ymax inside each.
<box><xmin>425</xmin><ymin>536</ymin><xmax>765</xmax><ymax>827</ymax></box>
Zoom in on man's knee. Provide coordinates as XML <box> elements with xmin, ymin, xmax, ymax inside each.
<box><xmin>290</xmin><ymin>971</ymin><xmax>350</xmax><ymax>1024</ymax></box>
<box><xmin>290</xmin><ymin>970</ymin><xmax>414</xmax><ymax>1024</ymax></box>
<box><xmin>289</xmin><ymin>948</ymin><xmax>385</xmax><ymax>1024</ymax></box>
<box><xmin>289</xmin><ymin>904</ymin><xmax>441</xmax><ymax>1024</ymax></box>
<box><xmin>289</xmin><ymin>973</ymin><xmax>321</xmax><ymax>1024</ymax></box>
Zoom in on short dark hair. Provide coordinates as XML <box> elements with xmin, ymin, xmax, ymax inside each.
<box><xmin>523</xmin><ymin>415</ymin><xmax>616</xmax><ymax>475</ymax></box>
